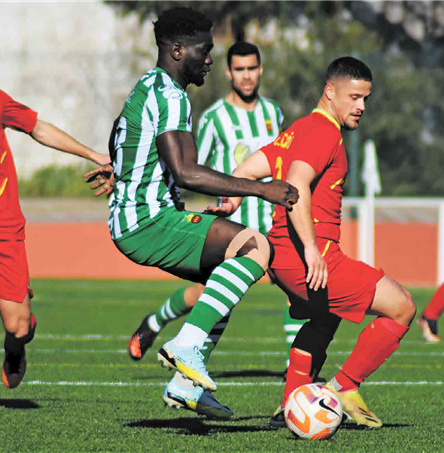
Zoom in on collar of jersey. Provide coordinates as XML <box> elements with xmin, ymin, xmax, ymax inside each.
<box><xmin>223</xmin><ymin>97</ymin><xmax>261</xmax><ymax>112</ymax></box>
<box><xmin>311</xmin><ymin>108</ymin><xmax>341</xmax><ymax>131</ymax></box>
<box><xmin>155</xmin><ymin>67</ymin><xmax>186</xmax><ymax>93</ymax></box>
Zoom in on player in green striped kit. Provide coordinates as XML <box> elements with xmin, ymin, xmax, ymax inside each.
<box><xmin>94</xmin><ymin>8</ymin><xmax>298</xmax><ymax>420</ymax></box>
<box><xmin>127</xmin><ymin>41</ymin><xmax>305</xmax><ymax>416</ymax></box>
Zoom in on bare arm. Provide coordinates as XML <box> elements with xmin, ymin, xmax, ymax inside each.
<box><xmin>286</xmin><ymin>160</ymin><xmax>328</xmax><ymax>291</ymax></box>
<box><xmin>31</xmin><ymin>120</ymin><xmax>110</xmax><ymax>166</ymax></box>
<box><xmin>157</xmin><ymin>130</ymin><xmax>298</xmax><ymax>209</ymax></box>
<box><xmin>205</xmin><ymin>150</ymin><xmax>272</xmax><ymax>216</ymax></box>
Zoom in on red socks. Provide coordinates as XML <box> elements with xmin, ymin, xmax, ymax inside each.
<box><xmin>424</xmin><ymin>283</ymin><xmax>444</xmax><ymax>320</ymax></box>
<box><xmin>335</xmin><ymin>317</ymin><xmax>409</xmax><ymax>392</ymax></box>
<box><xmin>283</xmin><ymin>348</ymin><xmax>313</xmax><ymax>405</ymax></box>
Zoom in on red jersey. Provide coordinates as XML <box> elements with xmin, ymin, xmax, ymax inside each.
<box><xmin>262</xmin><ymin>109</ymin><xmax>347</xmax><ymax>269</ymax></box>
<box><xmin>0</xmin><ymin>90</ymin><xmax>38</xmax><ymax>240</ymax></box>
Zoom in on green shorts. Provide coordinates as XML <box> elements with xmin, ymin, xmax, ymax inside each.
<box><xmin>113</xmin><ymin>206</ymin><xmax>216</xmax><ymax>282</ymax></box>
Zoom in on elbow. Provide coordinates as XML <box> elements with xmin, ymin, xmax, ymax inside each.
<box><xmin>30</xmin><ymin>120</ymin><xmax>50</xmax><ymax>144</ymax></box>
<box><xmin>171</xmin><ymin>169</ymin><xmax>192</xmax><ymax>189</ymax></box>
<box><xmin>30</xmin><ymin>122</ymin><xmax>42</xmax><ymax>141</ymax></box>
<box><xmin>170</xmin><ymin>162</ymin><xmax>203</xmax><ymax>190</ymax></box>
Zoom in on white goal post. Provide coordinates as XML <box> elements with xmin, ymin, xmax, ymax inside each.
<box><xmin>342</xmin><ymin>197</ymin><xmax>444</xmax><ymax>286</ymax></box>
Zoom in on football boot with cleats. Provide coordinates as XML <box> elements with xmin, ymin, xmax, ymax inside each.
<box><xmin>417</xmin><ymin>314</ymin><xmax>440</xmax><ymax>343</ymax></box>
<box><xmin>163</xmin><ymin>378</ymin><xmax>233</xmax><ymax>419</ymax></box>
<box><xmin>158</xmin><ymin>341</ymin><xmax>217</xmax><ymax>391</ymax></box>
<box><xmin>128</xmin><ymin>315</ymin><xmax>159</xmax><ymax>361</ymax></box>
<box><xmin>2</xmin><ymin>314</ymin><xmax>37</xmax><ymax>389</ymax></box>
<box><xmin>326</xmin><ymin>381</ymin><xmax>382</xmax><ymax>428</ymax></box>
<box><xmin>269</xmin><ymin>404</ymin><xmax>286</xmax><ymax>428</ymax></box>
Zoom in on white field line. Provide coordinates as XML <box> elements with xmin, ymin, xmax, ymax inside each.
<box><xmin>26</xmin><ymin>348</ymin><xmax>444</xmax><ymax>356</ymax></box>
<box><xmin>22</xmin><ymin>380</ymin><xmax>444</xmax><ymax>387</ymax></box>
<box><xmin>34</xmin><ymin>334</ymin><xmax>438</xmax><ymax>347</ymax></box>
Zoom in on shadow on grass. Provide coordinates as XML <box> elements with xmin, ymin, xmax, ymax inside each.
<box><xmin>125</xmin><ymin>416</ymin><xmax>275</xmax><ymax>435</ymax></box>
<box><xmin>341</xmin><ymin>422</ymin><xmax>412</xmax><ymax>430</ymax></box>
<box><xmin>0</xmin><ymin>399</ymin><xmax>40</xmax><ymax>409</ymax></box>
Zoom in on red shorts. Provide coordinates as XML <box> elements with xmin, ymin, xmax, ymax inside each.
<box><xmin>271</xmin><ymin>239</ymin><xmax>385</xmax><ymax>323</ymax></box>
<box><xmin>0</xmin><ymin>240</ymin><xmax>30</xmax><ymax>303</ymax></box>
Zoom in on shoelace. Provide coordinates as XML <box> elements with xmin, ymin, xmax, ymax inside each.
<box><xmin>191</xmin><ymin>346</ymin><xmax>206</xmax><ymax>370</ymax></box>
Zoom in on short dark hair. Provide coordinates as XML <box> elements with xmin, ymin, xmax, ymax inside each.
<box><xmin>154</xmin><ymin>7</ymin><xmax>213</xmax><ymax>47</ymax></box>
<box><xmin>227</xmin><ymin>41</ymin><xmax>261</xmax><ymax>68</ymax></box>
<box><xmin>326</xmin><ymin>56</ymin><xmax>373</xmax><ymax>83</ymax></box>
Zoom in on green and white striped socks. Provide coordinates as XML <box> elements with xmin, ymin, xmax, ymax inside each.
<box><xmin>148</xmin><ymin>287</ymin><xmax>191</xmax><ymax>333</ymax></box>
<box><xmin>173</xmin><ymin>256</ymin><xmax>265</xmax><ymax>348</ymax></box>
<box><xmin>201</xmin><ymin>313</ymin><xmax>232</xmax><ymax>364</ymax></box>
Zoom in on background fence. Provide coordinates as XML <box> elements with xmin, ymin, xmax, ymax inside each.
<box><xmin>23</xmin><ymin>197</ymin><xmax>444</xmax><ymax>287</ymax></box>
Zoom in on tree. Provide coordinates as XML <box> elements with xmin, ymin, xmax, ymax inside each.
<box><xmin>103</xmin><ymin>1</ymin><xmax>444</xmax><ymax>196</ymax></box>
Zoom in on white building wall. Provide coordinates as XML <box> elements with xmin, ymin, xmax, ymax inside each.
<box><xmin>1</xmin><ymin>1</ymin><xmax>157</xmax><ymax>177</ymax></box>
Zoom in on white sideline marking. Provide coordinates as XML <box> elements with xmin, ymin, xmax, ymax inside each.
<box><xmin>27</xmin><ymin>348</ymin><xmax>444</xmax><ymax>357</ymax></box>
<box><xmin>23</xmin><ymin>380</ymin><xmax>444</xmax><ymax>387</ymax></box>
<box><xmin>36</xmin><ymin>334</ymin><xmax>124</xmax><ymax>340</ymax></box>
<box><xmin>34</xmin><ymin>334</ymin><xmax>437</xmax><ymax>347</ymax></box>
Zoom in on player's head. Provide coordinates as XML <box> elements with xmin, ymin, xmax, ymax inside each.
<box><xmin>323</xmin><ymin>56</ymin><xmax>373</xmax><ymax>130</ymax></box>
<box><xmin>154</xmin><ymin>7</ymin><xmax>214</xmax><ymax>87</ymax></box>
<box><xmin>226</xmin><ymin>41</ymin><xmax>263</xmax><ymax>103</ymax></box>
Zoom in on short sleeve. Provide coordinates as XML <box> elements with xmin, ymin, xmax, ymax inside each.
<box><xmin>295</xmin><ymin>125</ymin><xmax>339</xmax><ymax>175</ymax></box>
<box><xmin>156</xmin><ymin>86</ymin><xmax>192</xmax><ymax>135</ymax></box>
<box><xmin>196</xmin><ymin>112</ymin><xmax>215</xmax><ymax>166</ymax></box>
<box><xmin>0</xmin><ymin>90</ymin><xmax>38</xmax><ymax>134</ymax></box>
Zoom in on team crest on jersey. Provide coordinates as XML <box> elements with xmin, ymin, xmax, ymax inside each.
<box><xmin>186</xmin><ymin>214</ymin><xmax>202</xmax><ymax>224</ymax></box>
<box><xmin>265</xmin><ymin>119</ymin><xmax>273</xmax><ymax>132</ymax></box>
<box><xmin>234</xmin><ymin>143</ymin><xmax>251</xmax><ymax>164</ymax></box>
<box><xmin>159</xmin><ymin>85</ymin><xmax>183</xmax><ymax>100</ymax></box>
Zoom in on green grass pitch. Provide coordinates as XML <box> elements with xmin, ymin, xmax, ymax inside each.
<box><xmin>0</xmin><ymin>280</ymin><xmax>443</xmax><ymax>452</ymax></box>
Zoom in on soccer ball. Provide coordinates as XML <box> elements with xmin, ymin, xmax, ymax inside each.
<box><xmin>284</xmin><ymin>383</ymin><xmax>343</xmax><ymax>440</ymax></box>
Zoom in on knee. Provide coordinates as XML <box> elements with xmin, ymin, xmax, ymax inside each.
<box><xmin>228</xmin><ymin>229</ymin><xmax>270</xmax><ymax>271</ymax></box>
<box><xmin>3</xmin><ymin>311</ymin><xmax>30</xmax><ymax>337</ymax></box>
<box><xmin>404</xmin><ymin>289</ymin><xmax>417</xmax><ymax>324</ymax></box>
<box><xmin>395</xmin><ymin>289</ymin><xmax>416</xmax><ymax>325</ymax></box>
<box><xmin>243</xmin><ymin>238</ymin><xmax>270</xmax><ymax>271</ymax></box>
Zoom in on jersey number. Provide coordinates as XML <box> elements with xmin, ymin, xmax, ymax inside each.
<box><xmin>275</xmin><ymin>156</ymin><xmax>283</xmax><ymax>180</ymax></box>
<box><xmin>272</xmin><ymin>156</ymin><xmax>283</xmax><ymax>218</ymax></box>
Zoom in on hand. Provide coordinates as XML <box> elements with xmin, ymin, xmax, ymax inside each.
<box><xmin>84</xmin><ymin>164</ymin><xmax>114</xmax><ymax>197</ymax></box>
<box><xmin>262</xmin><ymin>180</ymin><xmax>299</xmax><ymax>210</ymax></box>
<box><xmin>203</xmin><ymin>197</ymin><xmax>235</xmax><ymax>217</ymax></box>
<box><xmin>304</xmin><ymin>244</ymin><xmax>328</xmax><ymax>291</ymax></box>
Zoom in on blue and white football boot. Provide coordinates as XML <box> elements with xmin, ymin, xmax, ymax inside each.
<box><xmin>158</xmin><ymin>341</ymin><xmax>217</xmax><ymax>391</ymax></box>
<box><xmin>162</xmin><ymin>378</ymin><xmax>233</xmax><ymax>419</ymax></box>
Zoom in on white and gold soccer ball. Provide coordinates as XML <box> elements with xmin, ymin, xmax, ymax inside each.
<box><xmin>284</xmin><ymin>383</ymin><xmax>343</xmax><ymax>440</ymax></box>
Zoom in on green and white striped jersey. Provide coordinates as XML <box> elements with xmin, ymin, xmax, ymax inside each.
<box><xmin>197</xmin><ymin>98</ymin><xmax>283</xmax><ymax>235</ymax></box>
<box><xmin>108</xmin><ymin>68</ymin><xmax>192</xmax><ymax>240</ymax></box>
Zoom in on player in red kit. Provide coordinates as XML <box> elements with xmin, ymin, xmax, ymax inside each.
<box><xmin>0</xmin><ymin>89</ymin><xmax>110</xmax><ymax>389</ymax></box>
<box><xmin>417</xmin><ymin>283</ymin><xmax>444</xmax><ymax>342</ymax></box>
<box><xmin>207</xmin><ymin>57</ymin><xmax>416</xmax><ymax>428</ymax></box>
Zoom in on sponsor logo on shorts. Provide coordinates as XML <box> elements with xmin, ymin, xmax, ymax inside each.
<box><xmin>186</xmin><ymin>214</ymin><xmax>202</xmax><ymax>224</ymax></box>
